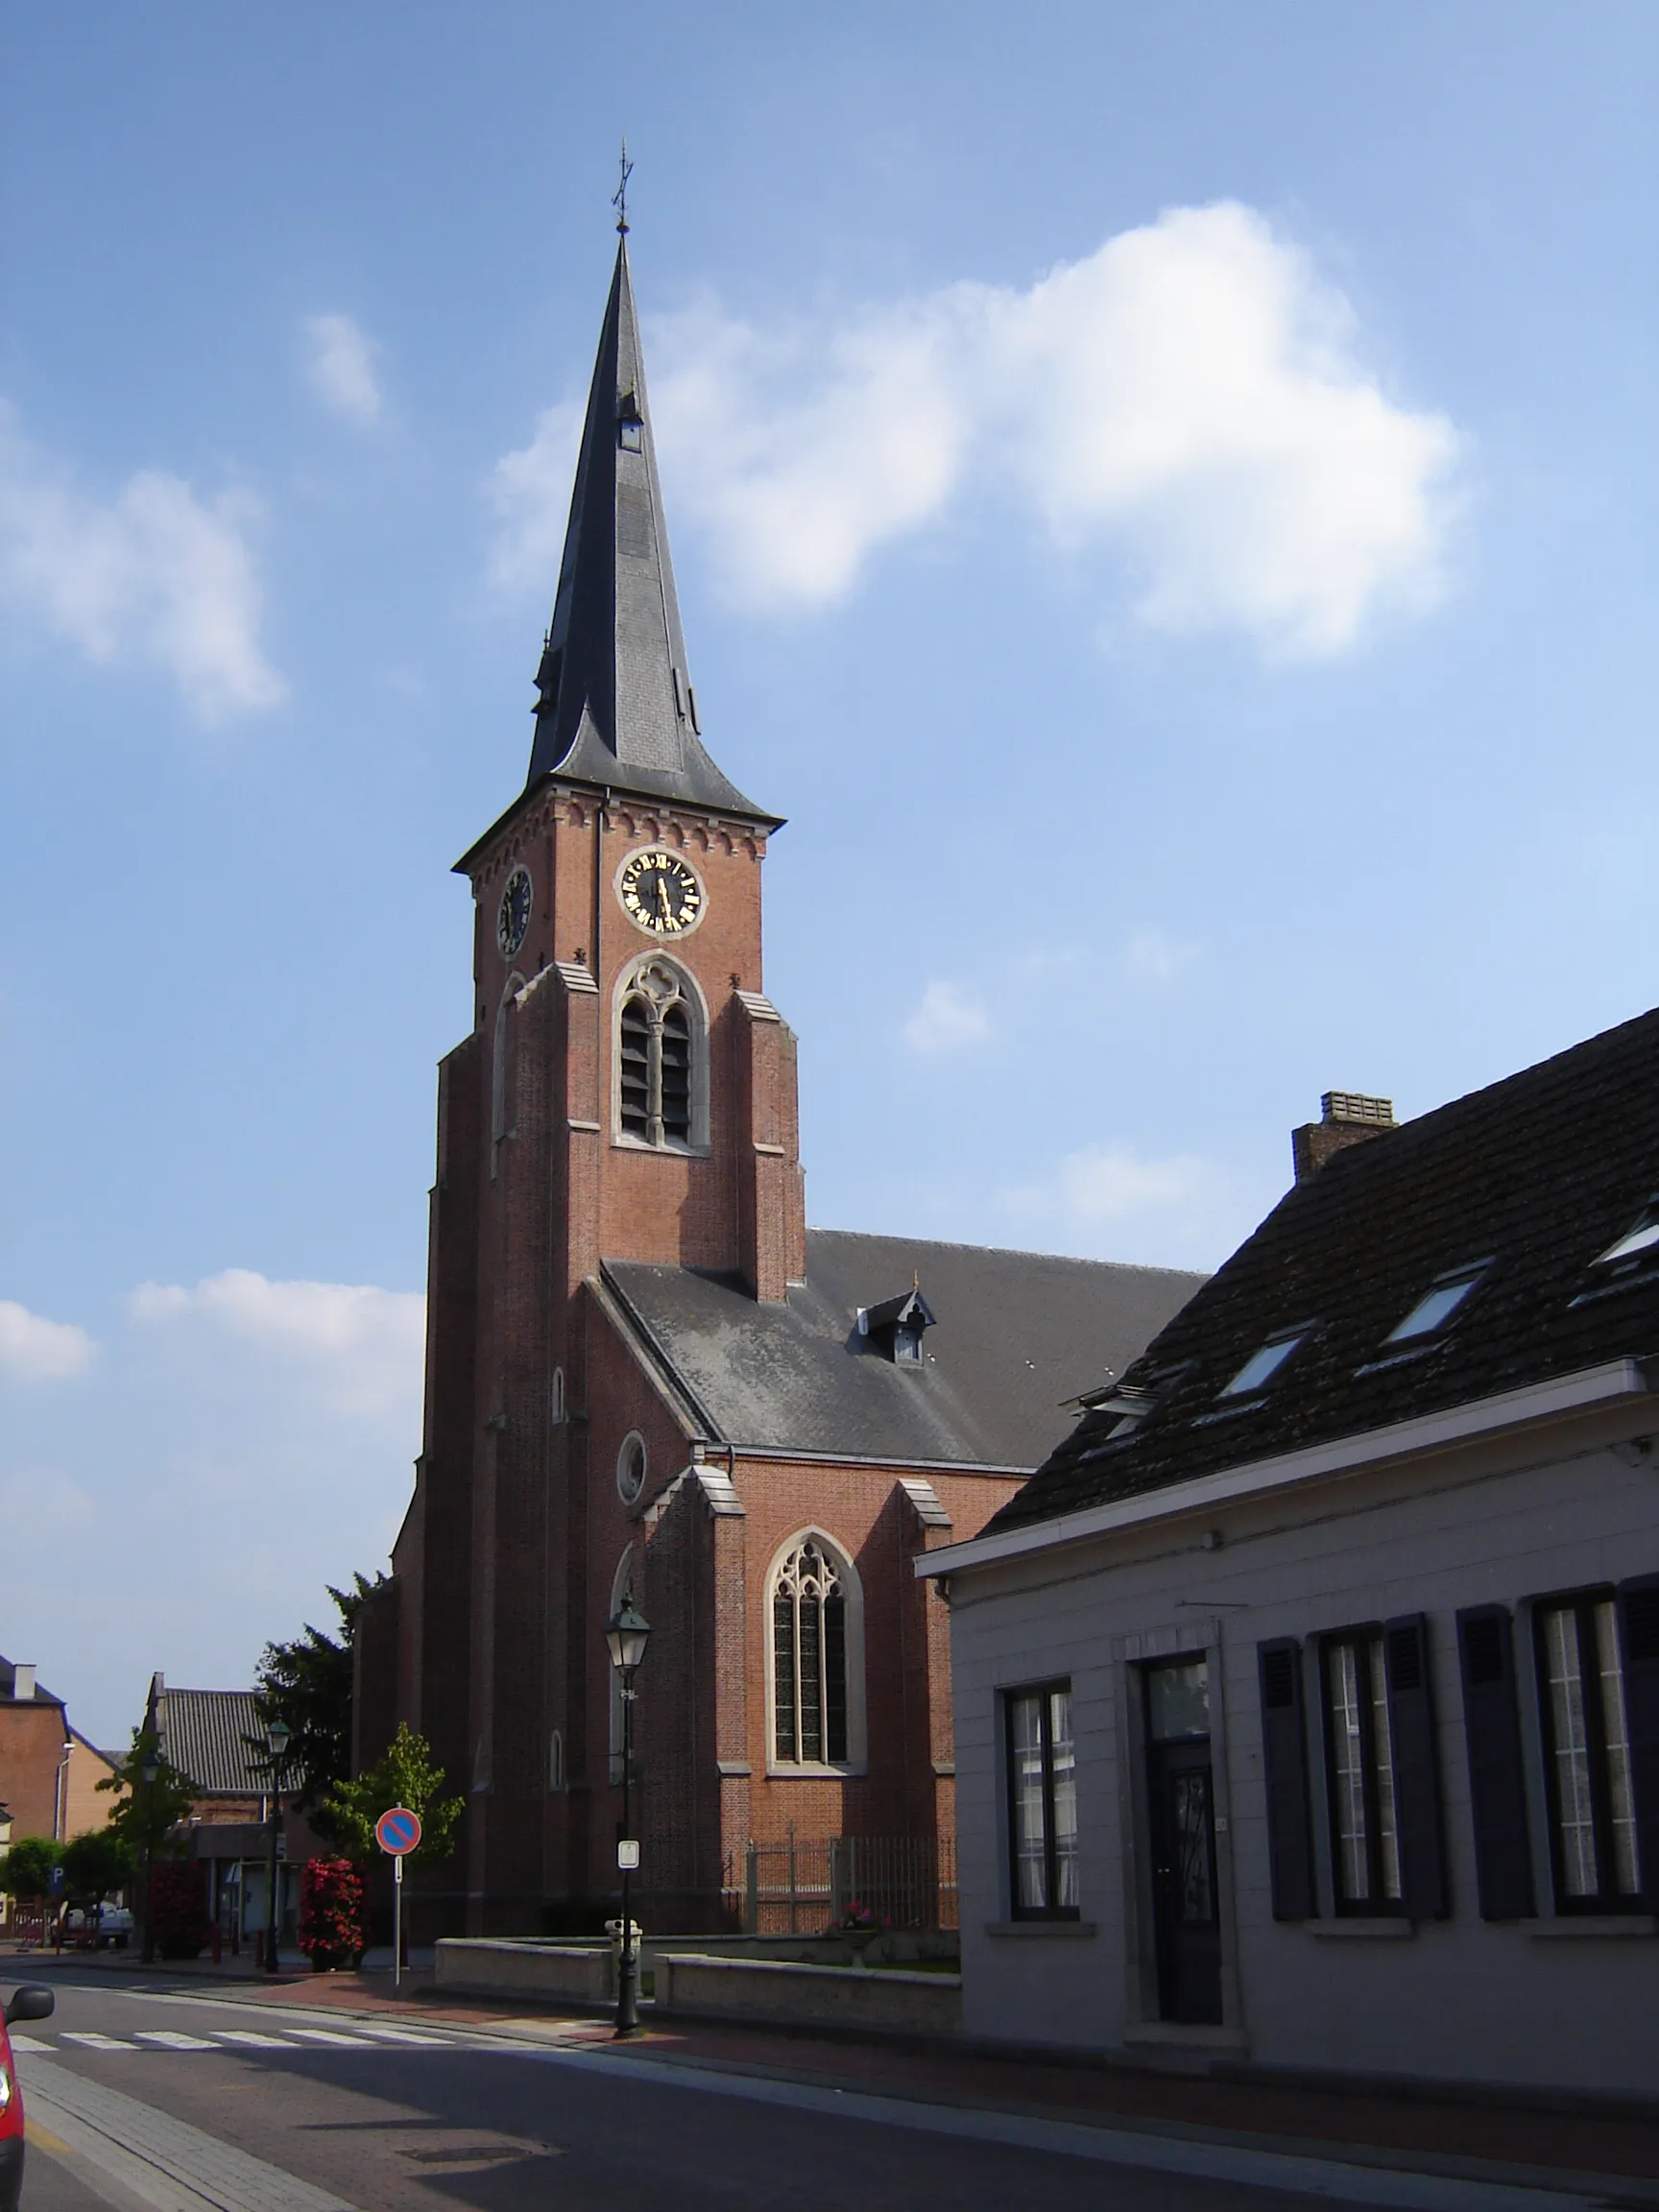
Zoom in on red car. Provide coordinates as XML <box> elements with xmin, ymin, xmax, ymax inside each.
<box><xmin>0</xmin><ymin>1985</ymin><xmax>55</xmax><ymax>2212</ymax></box>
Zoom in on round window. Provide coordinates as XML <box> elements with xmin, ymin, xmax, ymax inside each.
<box><xmin>616</xmin><ymin>1431</ymin><xmax>647</xmax><ymax>1505</ymax></box>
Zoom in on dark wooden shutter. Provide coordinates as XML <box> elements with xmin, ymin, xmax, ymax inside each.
<box><xmin>1258</xmin><ymin>1638</ymin><xmax>1316</xmax><ymax>1920</ymax></box>
<box><xmin>1616</xmin><ymin>1574</ymin><xmax>1659</xmax><ymax>1910</ymax></box>
<box><xmin>1383</xmin><ymin>1613</ymin><xmax>1449</xmax><ymax>1919</ymax></box>
<box><xmin>1455</xmin><ymin>1604</ymin><xmax>1533</xmax><ymax>1919</ymax></box>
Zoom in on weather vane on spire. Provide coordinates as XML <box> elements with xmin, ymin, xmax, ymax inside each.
<box><xmin>613</xmin><ymin>138</ymin><xmax>634</xmax><ymax>237</ymax></box>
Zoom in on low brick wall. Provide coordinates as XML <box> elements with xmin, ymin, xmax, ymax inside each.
<box><xmin>434</xmin><ymin>1939</ymin><xmax>613</xmax><ymax>2006</ymax></box>
<box><xmin>655</xmin><ymin>1953</ymin><xmax>962</xmax><ymax>2034</ymax></box>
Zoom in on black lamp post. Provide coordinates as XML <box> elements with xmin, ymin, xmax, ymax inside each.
<box><xmin>263</xmin><ymin>1719</ymin><xmax>290</xmax><ymax>1975</ymax></box>
<box><xmin>138</xmin><ymin>1754</ymin><xmax>159</xmax><ymax>1965</ymax></box>
<box><xmin>603</xmin><ymin>1596</ymin><xmax>651</xmax><ymax>2039</ymax></box>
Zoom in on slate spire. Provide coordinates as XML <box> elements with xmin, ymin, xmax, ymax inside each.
<box><xmin>525</xmin><ymin>240</ymin><xmax>773</xmax><ymax>822</ymax></box>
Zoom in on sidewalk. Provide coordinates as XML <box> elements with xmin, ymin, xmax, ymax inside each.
<box><xmin>12</xmin><ymin>1941</ymin><xmax>1657</xmax><ymax>2198</ymax></box>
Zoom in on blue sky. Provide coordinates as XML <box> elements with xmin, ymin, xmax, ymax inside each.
<box><xmin>3</xmin><ymin>3</ymin><xmax>1655</xmax><ymax>1750</ymax></box>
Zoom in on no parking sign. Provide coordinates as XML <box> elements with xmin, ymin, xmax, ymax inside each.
<box><xmin>376</xmin><ymin>1806</ymin><xmax>421</xmax><ymax>1994</ymax></box>
<box><xmin>375</xmin><ymin>1806</ymin><xmax>421</xmax><ymax>1857</ymax></box>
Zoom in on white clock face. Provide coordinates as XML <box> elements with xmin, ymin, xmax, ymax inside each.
<box><xmin>496</xmin><ymin>866</ymin><xmax>532</xmax><ymax>958</ymax></box>
<box><xmin>617</xmin><ymin>848</ymin><xmax>704</xmax><ymax>937</ymax></box>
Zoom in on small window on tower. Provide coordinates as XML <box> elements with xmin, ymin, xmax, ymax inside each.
<box><xmin>618</xmin><ymin>392</ymin><xmax>645</xmax><ymax>453</ymax></box>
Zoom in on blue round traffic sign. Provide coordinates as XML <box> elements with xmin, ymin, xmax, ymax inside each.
<box><xmin>375</xmin><ymin>1806</ymin><xmax>421</xmax><ymax>1856</ymax></box>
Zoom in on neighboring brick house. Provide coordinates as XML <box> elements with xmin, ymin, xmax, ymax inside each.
<box><xmin>360</xmin><ymin>237</ymin><xmax>1204</xmax><ymax>1939</ymax></box>
<box><xmin>924</xmin><ymin>1012</ymin><xmax>1659</xmax><ymax>2098</ymax></box>
<box><xmin>0</xmin><ymin>1657</ymin><xmax>120</xmax><ymax>1844</ymax></box>
<box><xmin>146</xmin><ymin>1675</ymin><xmax>319</xmax><ymax>1948</ymax></box>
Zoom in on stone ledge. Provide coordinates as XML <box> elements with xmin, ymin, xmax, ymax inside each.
<box><xmin>983</xmin><ymin>1920</ymin><xmax>1098</xmax><ymax>1938</ymax></box>
<box><xmin>655</xmin><ymin>1951</ymin><xmax>961</xmax><ymax>2034</ymax></box>
<box><xmin>1525</xmin><ymin>1915</ymin><xmax>1659</xmax><ymax>1939</ymax></box>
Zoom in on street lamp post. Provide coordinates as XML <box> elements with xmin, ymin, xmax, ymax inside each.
<box><xmin>603</xmin><ymin>1596</ymin><xmax>651</xmax><ymax>2040</ymax></box>
<box><xmin>263</xmin><ymin>1719</ymin><xmax>291</xmax><ymax>1976</ymax></box>
<box><xmin>138</xmin><ymin>1753</ymin><xmax>159</xmax><ymax>1965</ymax></box>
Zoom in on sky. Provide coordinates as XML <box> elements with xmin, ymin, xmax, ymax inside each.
<box><xmin>3</xmin><ymin>3</ymin><xmax>1655</xmax><ymax>1751</ymax></box>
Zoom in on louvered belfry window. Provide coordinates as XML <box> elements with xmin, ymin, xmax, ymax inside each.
<box><xmin>617</xmin><ymin>961</ymin><xmax>697</xmax><ymax>1149</ymax></box>
<box><xmin>773</xmin><ymin>1538</ymin><xmax>849</xmax><ymax>1765</ymax></box>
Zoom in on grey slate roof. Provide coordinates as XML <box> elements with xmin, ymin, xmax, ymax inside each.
<box><xmin>521</xmin><ymin>241</ymin><xmax>777</xmax><ymax>826</ymax></box>
<box><xmin>993</xmin><ymin>1004</ymin><xmax>1659</xmax><ymax>1533</ymax></box>
<box><xmin>604</xmin><ymin>1229</ymin><xmax>1205</xmax><ymax>1469</ymax></box>
<box><xmin>154</xmin><ymin>1689</ymin><xmax>267</xmax><ymax>1798</ymax></box>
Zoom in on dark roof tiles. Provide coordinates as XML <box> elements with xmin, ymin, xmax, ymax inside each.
<box><xmin>154</xmin><ymin>1689</ymin><xmax>268</xmax><ymax>1798</ymax></box>
<box><xmin>993</xmin><ymin>1005</ymin><xmax>1659</xmax><ymax>1533</ymax></box>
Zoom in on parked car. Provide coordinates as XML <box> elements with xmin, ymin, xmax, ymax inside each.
<box><xmin>65</xmin><ymin>1905</ymin><xmax>133</xmax><ymax>1948</ymax></box>
<box><xmin>0</xmin><ymin>1984</ymin><xmax>56</xmax><ymax>2212</ymax></box>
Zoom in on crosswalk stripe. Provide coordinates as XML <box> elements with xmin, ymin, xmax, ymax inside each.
<box><xmin>60</xmin><ymin>2033</ymin><xmax>139</xmax><ymax>2051</ymax></box>
<box><xmin>213</xmin><ymin>2030</ymin><xmax>296</xmax><ymax>2048</ymax></box>
<box><xmin>6</xmin><ymin>2034</ymin><xmax>53</xmax><ymax>2054</ymax></box>
<box><xmin>285</xmin><ymin>2028</ymin><xmax>370</xmax><ymax>2045</ymax></box>
<box><xmin>356</xmin><ymin>2027</ymin><xmax>450</xmax><ymax>2045</ymax></box>
<box><xmin>133</xmin><ymin>2032</ymin><xmax>218</xmax><ymax>2050</ymax></box>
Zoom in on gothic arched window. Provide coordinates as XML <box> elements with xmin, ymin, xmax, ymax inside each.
<box><xmin>769</xmin><ymin>1534</ymin><xmax>864</xmax><ymax>1769</ymax></box>
<box><xmin>615</xmin><ymin>958</ymin><xmax>704</xmax><ymax>1150</ymax></box>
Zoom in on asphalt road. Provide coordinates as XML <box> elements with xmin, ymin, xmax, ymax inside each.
<box><xmin>6</xmin><ymin>1974</ymin><xmax>1575</xmax><ymax>2212</ymax></box>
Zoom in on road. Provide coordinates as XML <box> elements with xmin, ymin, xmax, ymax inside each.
<box><xmin>8</xmin><ymin>1973</ymin><xmax>1593</xmax><ymax>2212</ymax></box>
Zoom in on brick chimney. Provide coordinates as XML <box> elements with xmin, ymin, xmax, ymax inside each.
<box><xmin>1292</xmin><ymin>1090</ymin><xmax>1396</xmax><ymax>1182</ymax></box>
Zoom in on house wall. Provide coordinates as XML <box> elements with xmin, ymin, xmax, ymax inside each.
<box><xmin>0</xmin><ymin>1700</ymin><xmax>68</xmax><ymax>1838</ymax></box>
<box><xmin>61</xmin><ymin>1736</ymin><xmax>121</xmax><ymax>1836</ymax></box>
<box><xmin>946</xmin><ymin>1414</ymin><xmax>1659</xmax><ymax>2097</ymax></box>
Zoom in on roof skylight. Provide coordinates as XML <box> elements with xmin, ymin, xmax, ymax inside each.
<box><xmin>1385</xmin><ymin>1263</ymin><xmax>1487</xmax><ymax>1343</ymax></box>
<box><xmin>1596</xmin><ymin>1216</ymin><xmax>1659</xmax><ymax>1266</ymax></box>
<box><xmin>1220</xmin><ymin>1332</ymin><xmax>1305</xmax><ymax>1399</ymax></box>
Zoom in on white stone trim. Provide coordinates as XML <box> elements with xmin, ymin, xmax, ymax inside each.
<box><xmin>918</xmin><ymin>1358</ymin><xmax>1652</xmax><ymax>1579</ymax></box>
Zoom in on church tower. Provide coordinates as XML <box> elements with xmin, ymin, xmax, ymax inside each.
<box><xmin>363</xmin><ymin>230</ymin><xmax>1203</xmax><ymax>1944</ymax></box>
<box><xmin>394</xmin><ymin>236</ymin><xmax>806</xmax><ymax>1933</ymax></box>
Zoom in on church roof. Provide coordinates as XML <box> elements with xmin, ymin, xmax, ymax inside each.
<box><xmin>603</xmin><ymin>1230</ymin><xmax>1205</xmax><ymax>1470</ymax></box>
<box><xmin>521</xmin><ymin>239</ymin><xmax>777</xmax><ymax>826</ymax></box>
<box><xmin>988</xmin><ymin>1003</ymin><xmax>1659</xmax><ymax>1533</ymax></box>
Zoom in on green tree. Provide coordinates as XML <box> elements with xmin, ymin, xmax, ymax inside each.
<box><xmin>319</xmin><ymin>1722</ymin><xmax>464</xmax><ymax>1868</ymax></box>
<box><xmin>98</xmin><ymin>1728</ymin><xmax>197</xmax><ymax>1861</ymax></box>
<box><xmin>254</xmin><ymin>1572</ymin><xmax>389</xmax><ymax>1834</ymax></box>
<box><xmin>0</xmin><ymin>1835</ymin><xmax>62</xmax><ymax>1901</ymax></box>
<box><xmin>61</xmin><ymin>1829</ymin><xmax>133</xmax><ymax>1914</ymax></box>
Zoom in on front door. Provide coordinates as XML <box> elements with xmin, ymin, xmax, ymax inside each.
<box><xmin>1145</xmin><ymin>1659</ymin><xmax>1223</xmax><ymax>2028</ymax></box>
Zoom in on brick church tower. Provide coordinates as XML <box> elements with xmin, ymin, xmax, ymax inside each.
<box><xmin>368</xmin><ymin>238</ymin><xmax>1203</xmax><ymax>1937</ymax></box>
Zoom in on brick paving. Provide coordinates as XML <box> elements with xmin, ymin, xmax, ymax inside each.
<box><xmin>11</xmin><ymin>1939</ymin><xmax>1658</xmax><ymax>2191</ymax></box>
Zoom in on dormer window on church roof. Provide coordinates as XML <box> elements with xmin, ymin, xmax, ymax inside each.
<box><xmin>617</xmin><ymin>390</ymin><xmax>644</xmax><ymax>453</ymax></box>
<box><xmin>857</xmin><ymin>1286</ymin><xmax>936</xmax><ymax>1366</ymax></box>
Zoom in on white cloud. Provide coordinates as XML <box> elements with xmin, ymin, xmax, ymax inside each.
<box><xmin>129</xmin><ymin>1268</ymin><xmax>424</xmax><ymax>1418</ymax></box>
<box><xmin>1057</xmin><ymin>1142</ymin><xmax>1215</xmax><ymax>1222</ymax></box>
<box><xmin>487</xmin><ymin>399</ymin><xmax>584</xmax><ymax>596</ymax></box>
<box><xmin>635</xmin><ymin>203</ymin><xmax>1459</xmax><ymax>658</ymax></box>
<box><xmin>1121</xmin><ymin>928</ymin><xmax>1200</xmax><ymax>987</ymax></box>
<box><xmin>0</xmin><ymin>1300</ymin><xmax>94</xmax><ymax>1382</ymax></box>
<box><xmin>0</xmin><ymin>401</ymin><xmax>285</xmax><ymax>719</ymax></box>
<box><xmin>304</xmin><ymin>313</ymin><xmax>383</xmax><ymax>425</ymax></box>
<box><xmin>902</xmin><ymin>979</ymin><xmax>992</xmax><ymax>1053</ymax></box>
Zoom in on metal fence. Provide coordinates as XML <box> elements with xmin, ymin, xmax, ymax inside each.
<box><xmin>722</xmin><ymin>1832</ymin><xmax>957</xmax><ymax>1935</ymax></box>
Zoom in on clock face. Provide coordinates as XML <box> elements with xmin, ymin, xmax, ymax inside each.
<box><xmin>618</xmin><ymin>848</ymin><xmax>704</xmax><ymax>936</ymax></box>
<box><xmin>496</xmin><ymin>866</ymin><xmax>533</xmax><ymax>959</ymax></box>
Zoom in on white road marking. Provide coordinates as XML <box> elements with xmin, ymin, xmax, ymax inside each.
<box><xmin>60</xmin><ymin>2032</ymin><xmax>140</xmax><ymax>2051</ymax></box>
<box><xmin>213</xmin><ymin>2030</ymin><xmax>297</xmax><ymax>2048</ymax></box>
<box><xmin>285</xmin><ymin>2028</ymin><xmax>373</xmax><ymax>2045</ymax></box>
<box><xmin>6</xmin><ymin>2032</ymin><xmax>53</xmax><ymax>2053</ymax></box>
<box><xmin>133</xmin><ymin>2032</ymin><xmax>219</xmax><ymax>2050</ymax></box>
<box><xmin>354</xmin><ymin>2026</ymin><xmax>450</xmax><ymax>2045</ymax></box>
